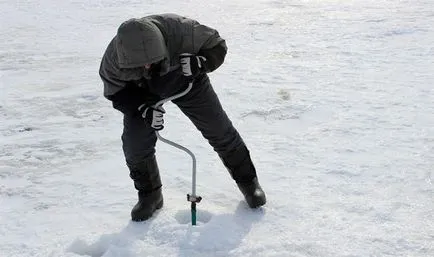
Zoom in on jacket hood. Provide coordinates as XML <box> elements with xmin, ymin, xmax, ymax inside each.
<box><xmin>115</xmin><ymin>18</ymin><xmax>168</xmax><ymax>69</ymax></box>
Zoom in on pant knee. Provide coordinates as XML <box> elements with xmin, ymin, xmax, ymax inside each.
<box><xmin>122</xmin><ymin>114</ymin><xmax>157</xmax><ymax>165</ymax></box>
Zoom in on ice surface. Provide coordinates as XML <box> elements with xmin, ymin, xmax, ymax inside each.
<box><xmin>1</xmin><ymin>0</ymin><xmax>433</xmax><ymax>256</ymax></box>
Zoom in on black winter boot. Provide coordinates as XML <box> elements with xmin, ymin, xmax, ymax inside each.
<box><xmin>236</xmin><ymin>177</ymin><xmax>266</xmax><ymax>208</ymax></box>
<box><xmin>131</xmin><ymin>188</ymin><xmax>163</xmax><ymax>221</ymax></box>
<box><xmin>220</xmin><ymin>145</ymin><xmax>266</xmax><ymax>208</ymax></box>
<box><xmin>128</xmin><ymin>155</ymin><xmax>164</xmax><ymax>221</ymax></box>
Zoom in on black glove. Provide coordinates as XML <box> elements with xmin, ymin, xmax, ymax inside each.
<box><xmin>138</xmin><ymin>104</ymin><xmax>165</xmax><ymax>130</ymax></box>
<box><xmin>180</xmin><ymin>53</ymin><xmax>207</xmax><ymax>81</ymax></box>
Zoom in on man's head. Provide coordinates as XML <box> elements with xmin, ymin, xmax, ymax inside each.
<box><xmin>115</xmin><ymin>18</ymin><xmax>167</xmax><ymax>69</ymax></box>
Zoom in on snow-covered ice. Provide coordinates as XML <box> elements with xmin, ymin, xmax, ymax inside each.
<box><xmin>1</xmin><ymin>0</ymin><xmax>433</xmax><ymax>256</ymax></box>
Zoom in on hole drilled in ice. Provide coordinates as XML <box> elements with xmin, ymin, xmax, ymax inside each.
<box><xmin>175</xmin><ymin>209</ymin><xmax>213</xmax><ymax>225</ymax></box>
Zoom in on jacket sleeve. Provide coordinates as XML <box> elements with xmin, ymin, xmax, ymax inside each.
<box><xmin>191</xmin><ymin>19</ymin><xmax>228</xmax><ymax>72</ymax></box>
<box><xmin>151</xmin><ymin>14</ymin><xmax>228</xmax><ymax>72</ymax></box>
<box><xmin>198</xmin><ymin>42</ymin><xmax>227</xmax><ymax>72</ymax></box>
<box><xmin>109</xmin><ymin>83</ymin><xmax>148</xmax><ymax>114</ymax></box>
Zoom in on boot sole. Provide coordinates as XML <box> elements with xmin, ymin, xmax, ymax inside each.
<box><xmin>247</xmin><ymin>198</ymin><xmax>266</xmax><ymax>208</ymax></box>
<box><xmin>156</xmin><ymin>199</ymin><xmax>163</xmax><ymax>209</ymax></box>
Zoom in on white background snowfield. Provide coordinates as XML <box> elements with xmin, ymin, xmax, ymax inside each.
<box><xmin>0</xmin><ymin>0</ymin><xmax>433</xmax><ymax>256</ymax></box>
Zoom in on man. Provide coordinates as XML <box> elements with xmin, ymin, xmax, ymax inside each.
<box><xmin>99</xmin><ymin>13</ymin><xmax>266</xmax><ymax>222</ymax></box>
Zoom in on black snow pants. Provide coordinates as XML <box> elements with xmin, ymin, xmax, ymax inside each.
<box><xmin>121</xmin><ymin>73</ymin><xmax>247</xmax><ymax>173</ymax></box>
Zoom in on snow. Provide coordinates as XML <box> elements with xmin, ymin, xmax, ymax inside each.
<box><xmin>1</xmin><ymin>0</ymin><xmax>433</xmax><ymax>256</ymax></box>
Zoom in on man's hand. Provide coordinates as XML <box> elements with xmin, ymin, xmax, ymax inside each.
<box><xmin>180</xmin><ymin>53</ymin><xmax>207</xmax><ymax>81</ymax></box>
<box><xmin>138</xmin><ymin>104</ymin><xmax>165</xmax><ymax>130</ymax></box>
